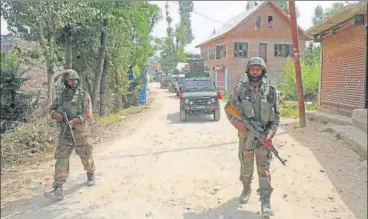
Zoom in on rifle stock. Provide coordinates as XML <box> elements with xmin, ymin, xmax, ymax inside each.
<box><xmin>224</xmin><ymin>102</ymin><xmax>287</xmax><ymax>166</ymax></box>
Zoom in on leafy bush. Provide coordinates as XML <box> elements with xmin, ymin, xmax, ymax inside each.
<box><xmin>277</xmin><ymin>58</ymin><xmax>320</xmax><ymax>101</ymax></box>
<box><xmin>1</xmin><ymin>117</ymin><xmax>56</xmax><ymax>170</ymax></box>
<box><xmin>0</xmin><ymin>52</ymin><xmax>31</xmax><ymax>132</ymax></box>
<box><xmin>280</xmin><ymin>101</ymin><xmax>318</xmax><ymax>118</ymax></box>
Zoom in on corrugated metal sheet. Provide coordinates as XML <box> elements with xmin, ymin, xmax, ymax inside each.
<box><xmin>320</xmin><ymin>18</ymin><xmax>367</xmax><ymax>114</ymax></box>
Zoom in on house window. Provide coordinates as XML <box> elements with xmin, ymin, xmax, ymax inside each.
<box><xmin>202</xmin><ymin>50</ymin><xmax>208</xmax><ymax>60</ymax></box>
<box><xmin>234</xmin><ymin>42</ymin><xmax>248</xmax><ymax>58</ymax></box>
<box><xmin>209</xmin><ymin>48</ymin><xmax>216</xmax><ymax>60</ymax></box>
<box><xmin>268</xmin><ymin>16</ymin><xmax>273</xmax><ymax>28</ymax></box>
<box><xmin>274</xmin><ymin>44</ymin><xmax>293</xmax><ymax>57</ymax></box>
<box><xmin>216</xmin><ymin>44</ymin><xmax>226</xmax><ymax>59</ymax></box>
<box><xmin>256</xmin><ymin>15</ymin><xmax>261</xmax><ymax>29</ymax></box>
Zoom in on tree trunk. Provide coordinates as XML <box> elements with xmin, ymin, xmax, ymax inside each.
<box><xmin>114</xmin><ymin>70</ymin><xmax>123</xmax><ymax>109</ymax></box>
<box><xmin>91</xmin><ymin>18</ymin><xmax>109</xmax><ymax>112</ymax></box>
<box><xmin>35</xmin><ymin>21</ymin><xmax>55</xmax><ymax>102</ymax></box>
<box><xmin>99</xmin><ymin>57</ymin><xmax>108</xmax><ymax>116</ymax></box>
<box><xmin>47</xmin><ymin>70</ymin><xmax>55</xmax><ymax>101</ymax></box>
<box><xmin>65</xmin><ymin>25</ymin><xmax>73</xmax><ymax>69</ymax></box>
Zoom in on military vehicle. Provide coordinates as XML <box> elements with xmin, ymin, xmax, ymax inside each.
<box><xmin>185</xmin><ymin>58</ymin><xmax>210</xmax><ymax>78</ymax></box>
<box><xmin>160</xmin><ymin>74</ymin><xmax>171</xmax><ymax>89</ymax></box>
<box><xmin>179</xmin><ymin>77</ymin><xmax>221</xmax><ymax>121</ymax></box>
<box><xmin>168</xmin><ymin>75</ymin><xmax>178</xmax><ymax>93</ymax></box>
<box><xmin>175</xmin><ymin>74</ymin><xmax>185</xmax><ymax>96</ymax></box>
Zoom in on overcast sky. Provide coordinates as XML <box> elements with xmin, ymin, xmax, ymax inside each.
<box><xmin>1</xmin><ymin>1</ymin><xmax>341</xmax><ymax>54</ymax></box>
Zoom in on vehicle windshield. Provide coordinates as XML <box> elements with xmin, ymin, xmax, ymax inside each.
<box><xmin>183</xmin><ymin>79</ymin><xmax>216</xmax><ymax>92</ymax></box>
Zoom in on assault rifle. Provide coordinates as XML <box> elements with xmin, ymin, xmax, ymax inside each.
<box><xmin>60</xmin><ymin>111</ymin><xmax>76</xmax><ymax>147</ymax></box>
<box><xmin>224</xmin><ymin>102</ymin><xmax>287</xmax><ymax>166</ymax></box>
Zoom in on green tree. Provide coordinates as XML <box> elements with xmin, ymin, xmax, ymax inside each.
<box><xmin>312</xmin><ymin>5</ymin><xmax>324</xmax><ymax>25</ymax></box>
<box><xmin>324</xmin><ymin>2</ymin><xmax>345</xmax><ymax>18</ymax></box>
<box><xmin>178</xmin><ymin>1</ymin><xmax>194</xmax><ymax>44</ymax></box>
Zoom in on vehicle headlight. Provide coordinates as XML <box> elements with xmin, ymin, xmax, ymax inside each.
<box><xmin>189</xmin><ymin>101</ymin><xmax>193</xmax><ymax>105</ymax></box>
<box><xmin>211</xmin><ymin>98</ymin><xmax>216</xmax><ymax>103</ymax></box>
<box><xmin>185</xmin><ymin>99</ymin><xmax>189</xmax><ymax>104</ymax></box>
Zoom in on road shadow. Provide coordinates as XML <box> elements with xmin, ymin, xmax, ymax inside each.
<box><xmin>1</xmin><ymin>171</ymin><xmax>103</xmax><ymax>219</ymax></box>
<box><xmin>183</xmin><ymin>197</ymin><xmax>261</xmax><ymax>219</ymax></box>
<box><xmin>102</xmin><ymin>141</ymin><xmax>238</xmax><ymax>160</ymax></box>
<box><xmin>167</xmin><ymin>112</ymin><xmax>217</xmax><ymax>124</ymax></box>
<box><xmin>283</xmin><ymin>118</ymin><xmax>367</xmax><ymax>219</ymax></box>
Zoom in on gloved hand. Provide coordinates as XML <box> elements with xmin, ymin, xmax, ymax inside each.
<box><xmin>53</xmin><ymin>113</ymin><xmax>62</xmax><ymax>121</ymax></box>
<box><xmin>69</xmin><ymin>118</ymin><xmax>81</xmax><ymax>125</ymax></box>
<box><xmin>234</xmin><ymin>121</ymin><xmax>245</xmax><ymax>130</ymax></box>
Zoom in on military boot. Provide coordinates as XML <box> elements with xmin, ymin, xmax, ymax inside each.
<box><xmin>44</xmin><ymin>184</ymin><xmax>64</xmax><ymax>201</ymax></box>
<box><xmin>260</xmin><ymin>195</ymin><xmax>274</xmax><ymax>216</ymax></box>
<box><xmin>87</xmin><ymin>172</ymin><xmax>96</xmax><ymax>186</ymax></box>
<box><xmin>239</xmin><ymin>182</ymin><xmax>251</xmax><ymax>204</ymax></box>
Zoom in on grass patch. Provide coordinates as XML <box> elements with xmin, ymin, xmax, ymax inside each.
<box><xmin>221</xmin><ymin>93</ymin><xmax>231</xmax><ymax>102</ymax></box>
<box><xmin>96</xmin><ymin>98</ymin><xmax>154</xmax><ymax>127</ymax></box>
<box><xmin>1</xmin><ymin>117</ymin><xmax>56</xmax><ymax>170</ymax></box>
<box><xmin>280</xmin><ymin>101</ymin><xmax>317</xmax><ymax>118</ymax></box>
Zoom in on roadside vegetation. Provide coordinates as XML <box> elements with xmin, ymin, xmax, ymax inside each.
<box><xmin>0</xmin><ymin>1</ymin><xmax>161</xmax><ymax>171</ymax></box>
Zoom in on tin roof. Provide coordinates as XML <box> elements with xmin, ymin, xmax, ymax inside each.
<box><xmin>305</xmin><ymin>2</ymin><xmax>367</xmax><ymax>37</ymax></box>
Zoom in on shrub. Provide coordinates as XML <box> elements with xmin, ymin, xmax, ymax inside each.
<box><xmin>277</xmin><ymin>58</ymin><xmax>320</xmax><ymax>102</ymax></box>
<box><xmin>1</xmin><ymin>117</ymin><xmax>56</xmax><ymax>170</ymax></box>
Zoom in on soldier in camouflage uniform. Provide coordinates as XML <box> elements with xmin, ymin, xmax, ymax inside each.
<box><xmin>44</xmin><ymin>69</ymin><xmax>96</xmax><ymax>201</ymax></box>
<box><xmin>225</xmin><ymin>57</ymin><xmax>280</xmax><ymax>216</ymax></box>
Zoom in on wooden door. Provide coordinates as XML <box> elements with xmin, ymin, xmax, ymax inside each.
<box><xmin>259</xmin><ymin>43</ymin><xmax>267</xmax><ymax>62</ymax></box>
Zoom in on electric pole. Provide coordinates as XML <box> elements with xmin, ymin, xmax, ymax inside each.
<box><xmin>289</xmin><ymin>1</ymin><xmax>307</xmax><ymax>128</ymax></box>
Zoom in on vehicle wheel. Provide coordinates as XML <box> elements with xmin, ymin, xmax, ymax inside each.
<box><xmin>180</xmin><ymin>108</ymin><xmax>186</xmax><ymax>121</ymax></box>
<box><xmin>213</xmin><ymin>110</ymin><xmax>220</xmax><ymax>121</ymax></box>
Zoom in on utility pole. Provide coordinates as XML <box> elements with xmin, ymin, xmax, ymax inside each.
<box><xmin>289</xmin><ymin>1</ymin><xmax>307</xmax><ymax>128</ymax></box>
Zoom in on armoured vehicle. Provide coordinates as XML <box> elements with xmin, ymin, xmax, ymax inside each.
<box><xmin>185</xmin><ymin>58</ymin><xmax>210</xmax><ymax>78</ymax></box>
<box><xmin>179</xmin><ymin>77</ymin><xmax>220</xmax><ymax>121</ymax></box>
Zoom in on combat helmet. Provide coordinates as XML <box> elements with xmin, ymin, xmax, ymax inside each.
<box><xmin>62</xmin><ymin>69</ymin><xmax>80</xmax><ymax>88</ymax></box>
<box><xmin>245</xmin><ymin>57</ymin><xmax>267</xmax><ymax>82</ymax></box>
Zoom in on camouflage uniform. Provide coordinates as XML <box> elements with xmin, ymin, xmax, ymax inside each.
<box><xmin>225</xmin><ymin>57</ymin><xmax>280</xmax><ymax>216</ymax></box>
<box><xmin>44</xmin><ymin>69</ymin><xmax>96</xmax><ymax>201</ymax></box>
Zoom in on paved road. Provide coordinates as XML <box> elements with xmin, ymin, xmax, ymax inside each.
<box><xmin>2</xmin><ymin>83</ymin><xmax>366</xmax><ymax>219</ymax></box>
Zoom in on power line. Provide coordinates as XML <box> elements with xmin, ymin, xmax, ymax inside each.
<box><xmin>170</xmin><ymin>1</ymin><xmax>232</xmax><ymax>28</ymax></box>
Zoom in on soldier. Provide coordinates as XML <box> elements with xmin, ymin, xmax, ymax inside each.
<box><xmin>225</xmin><ymin>57</ymin><xmax>280</xmax><ymax>216</ymax></box>
<box><xmin>44</xmin><ymin>69</ymin><xmax>96</xmax><ymax>201</ymax></box>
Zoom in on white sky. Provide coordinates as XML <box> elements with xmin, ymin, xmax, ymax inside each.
<box><xmin>1</xmin><ymin>1</ymin><xmax>342</xmax><ymax>54</ymax></box>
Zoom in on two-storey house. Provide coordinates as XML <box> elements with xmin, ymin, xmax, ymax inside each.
<box><xmin>195</xmin><ymin>1</ymin><xmax>310</xmax><ymax>91</ymax></box>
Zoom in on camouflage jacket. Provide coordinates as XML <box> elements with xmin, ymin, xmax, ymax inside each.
<box><xmin>225</xmin><ymin>78</ymin><xmax>280</xmax><ymax>138</ymax></box>
<box><xmin>50</xmin><ymin>88</ymin><xmax>93</xmax><ymax>138</ymax></box>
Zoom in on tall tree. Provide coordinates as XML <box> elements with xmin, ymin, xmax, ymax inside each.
<box><xmin>178</xmin><ymin>1</ymin><xmax>194</xmax><ymax>44</ymax></box>
<box><xmin>324</xmin><ymin>2</ymin><xmax>345</xmax><ymax>18</ymax></box>
<box><xmin>312</xmin><ymin>5</ymin><xmax>324</xmax><ymax>25</ymax></box>
<box><xmin>246</xmin><ymin>1</ymin><xmax>258</xmax><ymax>10</ymax></box>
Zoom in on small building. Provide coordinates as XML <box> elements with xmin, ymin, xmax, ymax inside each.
<box><xmin>305</xmin><ymin>2</ymin><xmax>367</xmax><ymax>115</ymax></box>
<box><xmin>195</xmin><ymin>1</ymin><xmax>310</xmax><ymax>91</ymax></box>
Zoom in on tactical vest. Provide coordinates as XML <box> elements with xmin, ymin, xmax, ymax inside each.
<box><xmin>56</xmin><ymin>88</ymin><xmax>90</xmax><ymax>137</ymax></box>
<box><xmin>236</xmin><ymin>79</ymin><xmax>275</xmax><ymax>129</ymax></box>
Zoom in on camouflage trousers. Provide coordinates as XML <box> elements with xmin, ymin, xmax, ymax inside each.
<box><xmin>238</xmin><ymin>132</ymin><xmax>273</xmax><ymax>197</ymax></box>
<box><xmin>53</xmin><ymin>136</ymin><xmax>96</xmax><ymax>186</ymax></box>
